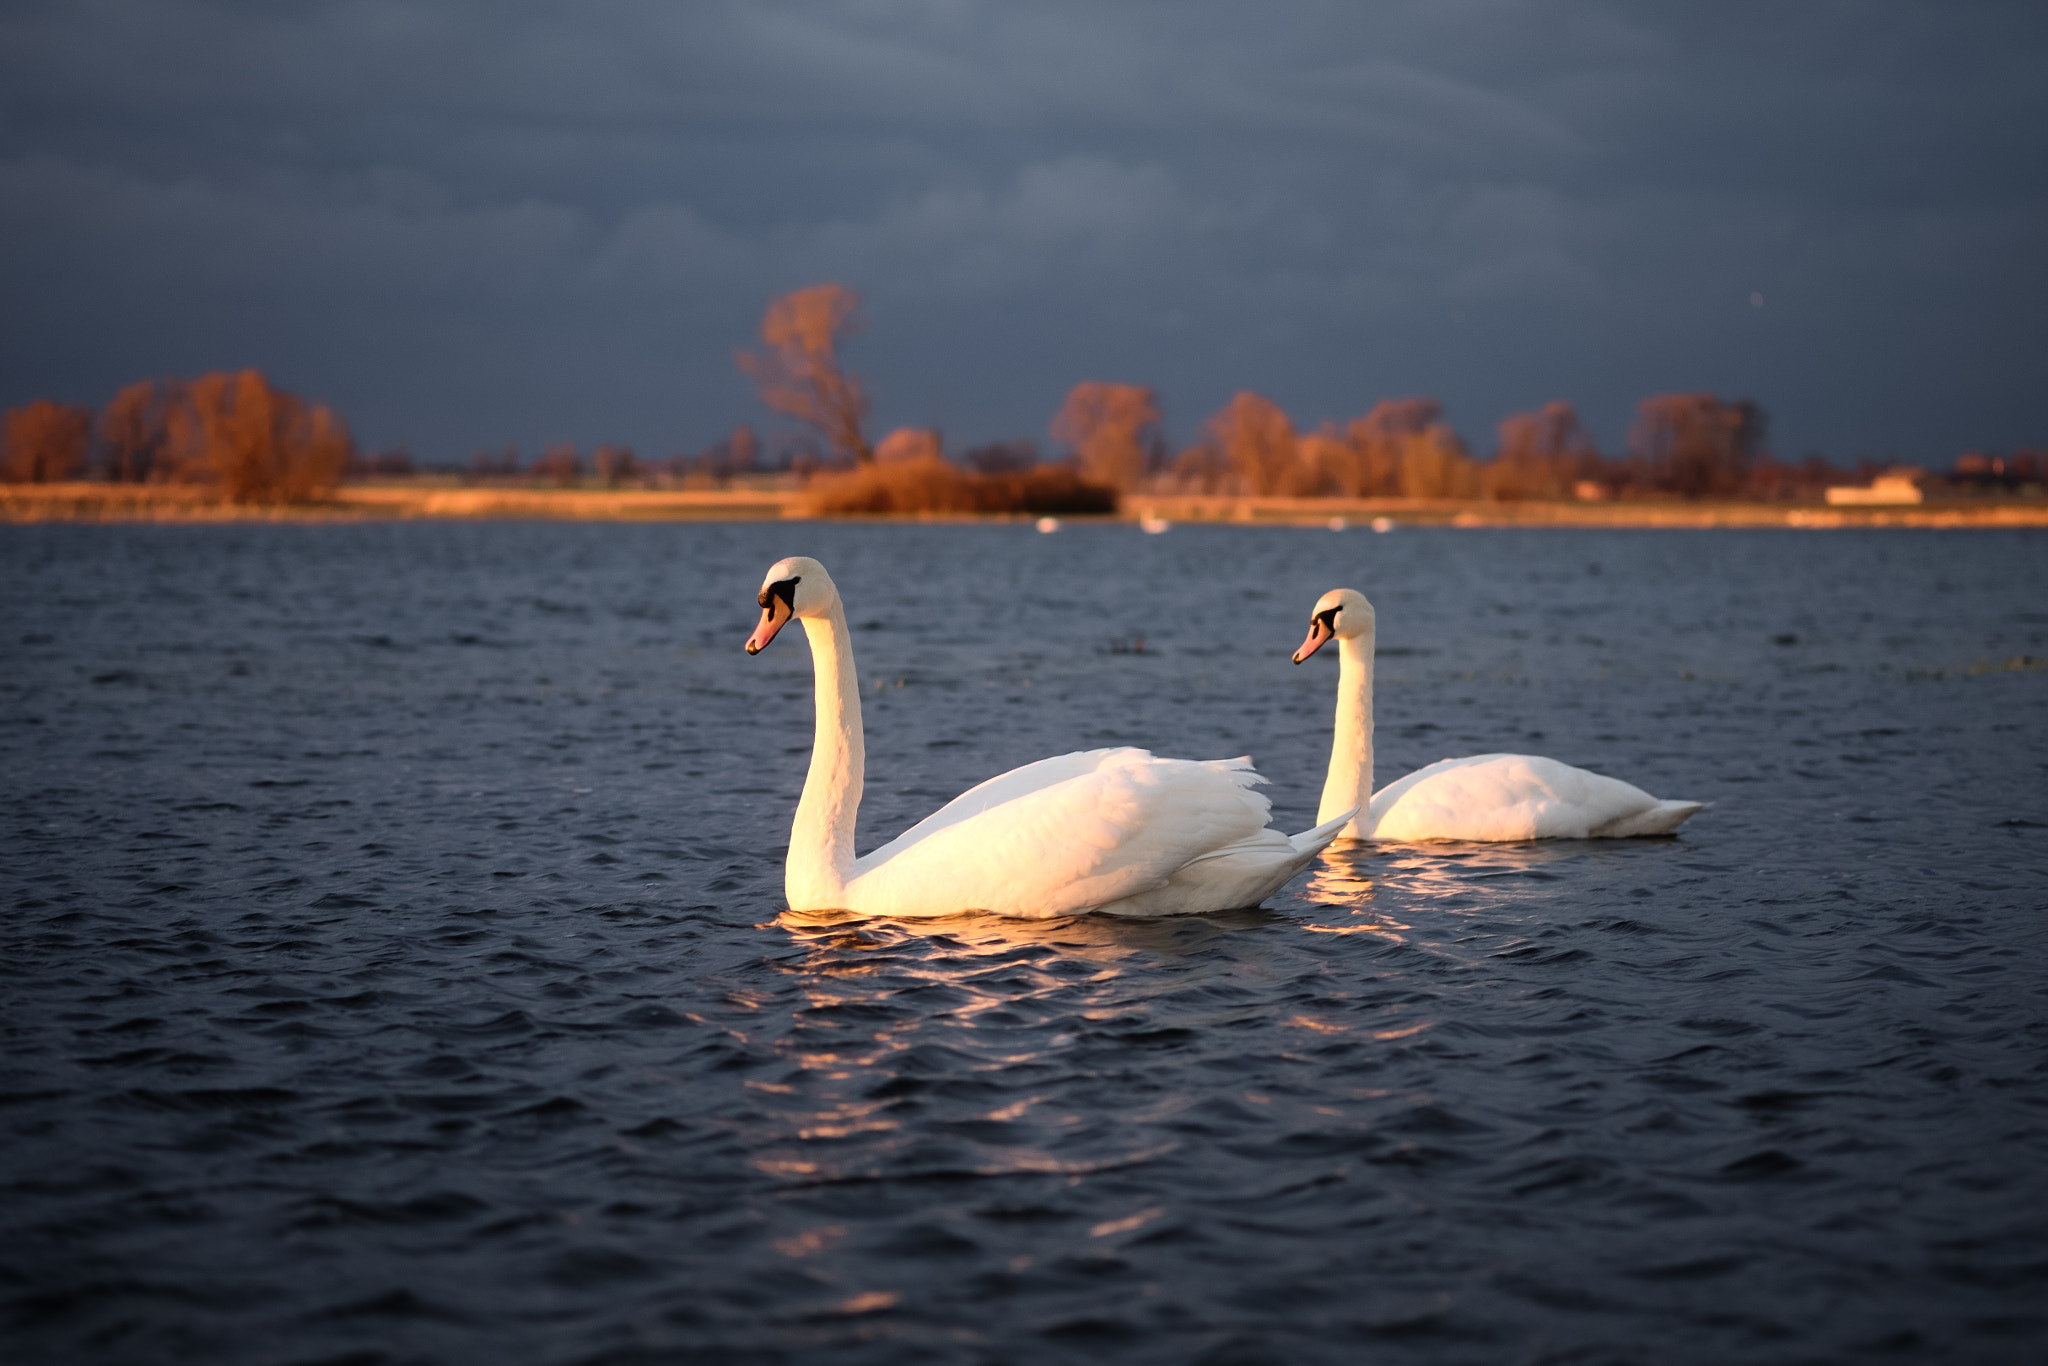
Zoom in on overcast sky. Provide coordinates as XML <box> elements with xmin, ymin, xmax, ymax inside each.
<box><xmin>3</xmin><ymin>0</ymin><xmax>2044</xmax><ymax>463</ymax></box>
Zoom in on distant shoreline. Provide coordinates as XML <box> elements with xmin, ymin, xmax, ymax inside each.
<box><xmin>5</xmin><ymin>481</ymin><xmax>2046</xmax><ymax>528</ymax></box>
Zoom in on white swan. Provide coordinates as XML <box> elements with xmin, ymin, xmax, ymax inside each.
<box><xmin>745</xmin><ymin>557</ymin><xmax>1352</xmax><ymax>918</ymax></box>
<box><xmin>1292</xmin><ymin>588</ymin><xmax>1704</xmax><ymax>841</ymax></box>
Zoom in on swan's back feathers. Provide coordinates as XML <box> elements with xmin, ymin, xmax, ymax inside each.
<box><xmin>858</xmin><ymin>747</ymin><xmax>1147</xmax><ymax>868</ymax></box>
<box><xmin>846</xmin><ymin>750</ymin><xmax>1278</xmax><ymax>918</ymax></box>
<box><xmin>1369</xmin><ymin>753</ymin><xmax>1687</xmax><ymax>842</ymax></box>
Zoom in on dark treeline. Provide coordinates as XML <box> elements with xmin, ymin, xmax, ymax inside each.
<box><xmin>1950</xmin><ymin>450</ymin><xmax>2048</xmax><ymax>491</ymax></box>
<box><xmin>1155</xmin><ymin>391</ymin><xmax>1786</xmax><ymax>501</ymax></box>
<box><xmin>1047</xmin><ymin>386</ymin><xmax>2009</xmax><ymax>502</ymax></box>
<box><xmin>736</xmin><ymin>284</ymin><xmax>2042</xmax><ymax>506</ymax></box>
<box><xmin>3</xmin><ymin>372</ymin><xmax>352</xmax><ymax>504</ymax></box>
<box><xmin>790</xmin><ymin>375</ymin><xmax>2040</xmax><ymax>506</ymax></box>
<box><xmin>11</xmin><ymin>286</ymin><xmax>2042</xmax><ymax>508</ymax></box>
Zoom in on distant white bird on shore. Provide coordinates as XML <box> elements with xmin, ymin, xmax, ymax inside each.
<box><xmin>1292</xmin><ymin>587</ymin><xmax>1703</xmax><ymax>841</ymax></box>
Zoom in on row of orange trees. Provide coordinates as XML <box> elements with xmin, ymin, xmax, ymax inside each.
<box><xmin>1086</xmin><ymin>388</ymin><xmax>1775</xmax><ymax>501</ymax></box>
<box><xmin>3</xmin><ymin>372</ymin><xmax>352</xmax><ymax>503</ymax></box>
<box><xmin>4</xmin><ymin>283</ymin><xmax>1786</xmax><ymax>504</ymax></box>
<box><xmin>737</xmin><ymin>283</ymin><xmax>1787</xmax><ymax>501</ymax></box>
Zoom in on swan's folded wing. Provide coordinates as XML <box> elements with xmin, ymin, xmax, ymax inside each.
<box><xmin>858</xmin><ymin>747</ymin><xmax>1151</xmax><ymax>869</ymax></box>
<box><xmin>847</xmin><ymin>754</ymin><xmax>1275</xmax><ymax>918</ymax></box>
<box><xmin>1371</xmin><ymin>753</ymin><xmax>1659</xmax><ymax>841</ymax></box>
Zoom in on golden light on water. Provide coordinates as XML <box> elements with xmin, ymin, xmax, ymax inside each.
<box><xmin>735</xmin><ymin>840</ymin><xmax>1653</xmax><ymax>1184</ymax></box>
<box><xmin>774</xmin><ymin>1225</ymin><xmax>848</xmax><ymax>1258</ymax></box>
<box><xmin>1088</xmin><ymin>1207</ymin><xmax>1165</xmax><ymax>1239</ymax></box>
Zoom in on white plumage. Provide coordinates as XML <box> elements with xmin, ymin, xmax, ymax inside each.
<box><xmin>1292</xmin><ymin>587</ymin><xmax>1703</xmax><ymax>842</ymax></box>
<box><xmin>745</xmin><ymin>557</ymin><xmax>1349</xmax><ymax>918</ymax></box>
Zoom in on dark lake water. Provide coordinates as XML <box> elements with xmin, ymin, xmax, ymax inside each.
<box><xmin>3</xmin><ymin>520</ymin><xmax>2046</xmax><ymax>1364</ymax></box>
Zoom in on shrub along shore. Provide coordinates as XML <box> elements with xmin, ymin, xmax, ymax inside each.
<box><xmin>4</xmin><ymin>480</ymin><xmax>2044</xmax><ymax>528</ymax></box>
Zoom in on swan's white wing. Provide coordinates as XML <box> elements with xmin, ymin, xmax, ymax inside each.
<box><xmin>1093</xmin><ymin>807</ymin><xmax>1355</xmax><ymax>918</ymax></box>
<box><xmin>1369</xmin><ymin>753</ymin><xmax>1662</xmax><ymax>841</ymax></box>
<box><xmin>845</xmin><ymin>752</ymin><xmax>1276</xmax><ymax>918</ymax></box>
<box><xmin>858</xmin><ymin>747</ymin><xmax>1148</xmax><ymax>870</ymax></box>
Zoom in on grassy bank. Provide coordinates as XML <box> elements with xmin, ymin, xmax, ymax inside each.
<box><xmin>0</xmin><ymin>482</ymin><xmax>793</xmax><ymax>522</ymax></box>
<box><xmin>1124</xmin><ymin>494</ymin><xmax>2048</xmax><ymax>529</ymax></box>
<box><xmin>6</xmin><ymin>481</ymin><xmax>2046</xmax><ymax>528</ymax></box>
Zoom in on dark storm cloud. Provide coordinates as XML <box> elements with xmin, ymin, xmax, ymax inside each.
<box><xmin>3</xmin><ymin>0</ymin><xmax>2043</xmax><ymax>461</ymax></box>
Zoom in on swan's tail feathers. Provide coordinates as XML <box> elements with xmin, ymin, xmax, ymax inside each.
<box><xmin>1291</xmin><ymin>806</ymin><xmax>1359</xmax><ymax>855</ymax></box>
<box><xmin>1594</xmin><ymin>799</ymin><xmax>1706</xmax><ymax>838</ymax></box>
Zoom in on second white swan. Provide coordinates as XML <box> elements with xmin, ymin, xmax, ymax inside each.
<box><xmin>1292</xmin><ymin>588</ymin><xmax>1704</xmax><ymax>841</ymax></box>
<box><xmin>745</xmin><ymin>557</ymin><xmax>1352</xmax><ymax>917</ymax></box>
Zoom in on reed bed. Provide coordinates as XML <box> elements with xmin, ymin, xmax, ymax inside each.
<box><xmin>800</xmin><ymin>458</ymin><xmax>1116</xmax><ymax>516</ymax></box>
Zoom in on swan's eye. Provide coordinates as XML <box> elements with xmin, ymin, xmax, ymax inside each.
<box><xmin>1317</xmin><ymin>608</ymin><xmax>1339</xmax><ymax>631</ymax></box>
<box><xmin>758</xmin><ymin>577</ymin><xmax>800</xmax><ymax>611</ymax></box>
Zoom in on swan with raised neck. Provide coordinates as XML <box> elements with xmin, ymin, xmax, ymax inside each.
<box><xmin>744</xmin><ymin>556</ymin><xmax>1355</xmax><ymax>917</ymax></box>
<box><xmin>745</xmin><ymin>557</ymin><xmax>861</xmax><ymax>906</ymax></box>
<box><xmin>1292</xmin><ymin>586</ymin><xmax>1704</xmax><ymax>841</ymax></box>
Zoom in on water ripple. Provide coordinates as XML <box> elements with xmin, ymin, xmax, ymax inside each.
<box><xmin>2</xmin><ymin>522</ymin><xmax>2044</xmax><ymax>1363</ymax></box>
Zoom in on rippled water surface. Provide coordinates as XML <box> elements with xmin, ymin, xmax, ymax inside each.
<box><xmin>4</xmin><ymin>521</ymin><xmax>2046</xmax><ymax>1364</ymax></box>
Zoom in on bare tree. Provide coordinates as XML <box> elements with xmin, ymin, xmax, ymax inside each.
<box><xmin>168</xmin><ymin>371</ymin><xmax>352</xmax><ymax>503</ymax></box>
<box><xmin>3</xmin><ymin>399</ymin><xmax>92</xmax><ymax>482</ymax></box>
<box><xmin>1296</xmin><ymin>425</ymin><xmax>1353</xmax><ymax>496</ymax></box>
<box><xmin>1397</xmin><ymin>423</ymin><xmax>1477</xmax><ymax>498</ymax></box>
<box><xmin>1355</xmin><ymin>399</ymin><xmax>1442</xmax><ymax>439</ymax></box>
<box><xmin>1629</xmin><ymin>394</ymin><xmax>1767</xmax><ymax>498</ymax></box>
<box><xmin>1489</xmin><ymin>401</ymin><xmax>1596</xmax><ymax>500</ymax></box>
<box><xmin>693</xmin><ymin>425</ymin><xmax>760</xmax><ymax>488</ymax></box>
<box><xmin>1208</xmin><ymin>392</ymin><xmax>1299</xmax><ymax>495</ymax></box>
<box><xmin>1331</xmin><ymin>399</ymin><xmax>1477</xmax><ymax>498</ymax></box>
<box><xmin>537</xmin><ymin>444</ymin><xmax>581</xmax><ymax>487</ymax></box>
<box><xmin>738</xmin><ymin>284</ymin><xmax>873</xmax><ymax>464</ymax></box>
<box><xmin>1334</xmin><ymin>399</ymin><xmax>1433</xmax><ymax>497</ymax></box>
<box><xmin>99</xmin><ymin>380</ymin><xmax>188</xmax><ymax>482</ymax></box>
<box><xmin>1171</xmin><ymin>441</ymin><xmax>1234</xmax><ymax>494</ymax></box>
<box><xmin>1050</xmin><ymin>382</ymin><xmax>1161</xmax><ymax>490</ymax></box>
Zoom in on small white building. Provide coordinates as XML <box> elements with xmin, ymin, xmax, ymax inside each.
<box><xmin>1826</xmin><ymin>469</ymin><xmax>1925</xmax><ymax>506</ymax></box>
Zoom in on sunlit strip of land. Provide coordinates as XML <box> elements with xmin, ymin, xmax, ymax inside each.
<box><xmin>0</xmin><ymin>482</ymin><xmax>785</xmax><ymax>522</ymax></box>
<box><xmin>5</xmin><ymin>480</ymin><xmax>2045</xmax><ymax>528</ymax></box>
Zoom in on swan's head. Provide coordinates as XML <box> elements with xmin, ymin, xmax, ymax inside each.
<box><xmin>745</xmin><ymin>556</ymin><xmax>838</xmax><ymax>654</ymax></box>
<box><xmin>1292</xmin><ymin>588</ymin><xmax>1373</xmax><ymax>663</ymax></box>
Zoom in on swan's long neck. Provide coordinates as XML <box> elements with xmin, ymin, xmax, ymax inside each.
<box><xmin>787</xmin><ymin>603</ymin><xmax>862</xmax><ymax>907</ymax></box>
<box><xmin>1319</xmin><ymin>628</ymin><xmax>1374</xmax><ymax>837</ymax></box>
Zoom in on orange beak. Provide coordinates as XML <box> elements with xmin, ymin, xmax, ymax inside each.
<box><xmin>1292</xmin><ymin>616</ymin><xmax>1333</xmax><ymax>664</ymax></box>
<box><xmin>745</xmin><ymin>597</ymin><xmax>792</xmax><ymax>654</ymax></box>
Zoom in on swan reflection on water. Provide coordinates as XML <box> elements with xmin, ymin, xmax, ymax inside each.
<box><xmin>750</xmin><ymin>908</ymin><xmax>1291</xmax><ymax>1184</ymax></box>
<box><xmin>1308</xmin><ymin>833</ymin><xmax>1656</xmax><ymax>917</ymax></box>
<box><xmin>745</xmin><ymin>840</ymin><xmax>1650</xmax><ymax>1187</ymax></box>
<box><xmin>749</xmin><ymin>875</ymin><xmax>1456</xmax><ymax>1186</ymax></box>
<box><xmin>1307</xmin><ymin>835</ymin><xmax>1598</xmax><ymax>908</ymax></box>
<box><xmin>771</xmin><ymin>831</ymin><xmax>1657</xmax><ymax>957</ymax></box>
<box><xmin>770</xmin><ymin>903</ymin><xmax>1290</xmax><ymax>966</ymax></box>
